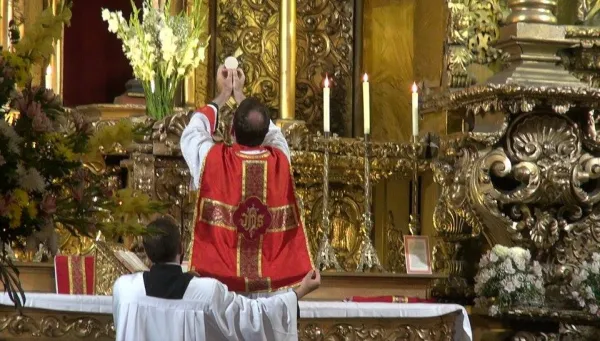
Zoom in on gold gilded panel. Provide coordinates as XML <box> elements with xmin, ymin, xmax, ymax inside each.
<box><xmin>191</xmin><ymin>0</ymin><xmax>210</xmax><ymax>106</ymax></box>
<box><xmin>363</xmin><ymin>0</ymin><xmax>414</xmax><ymax>142</ymax></box>
<box><xmin>296</xmin><ymin>185</ymin><xmax>365</xmax><ymax>271</ymax></box>
<box><xmin>414</xmin><ymin>0</ymin><xmax>445</xmax><ymax>88</ymax></box>
<box><xmin>216</xmin><ymin>0</ymin><xmax>353</xmax><ymax>134</ymax></box>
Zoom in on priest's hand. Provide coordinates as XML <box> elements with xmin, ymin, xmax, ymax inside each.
<box><xmin>233</xmin><ymin>68</ymin><xmax>246</xmax><ymax>104</ymax></box>
<box><xmin>214</xmin><ymin>65</ymin><xmax>233</xmax><ymax>107</ymax></box>
<box><xmin>294</xmin><ymin>270</ymin><xmax>321</xmax><ymax>299</ymax></box>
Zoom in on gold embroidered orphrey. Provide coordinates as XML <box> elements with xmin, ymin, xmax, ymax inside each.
<box><xmin>198</xmin><ymin>159</ymin><xmax>299</xmax><ymax>291</ymax></box>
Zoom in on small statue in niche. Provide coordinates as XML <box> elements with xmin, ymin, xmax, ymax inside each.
<box><xmin>329</xmin><ymin>202</ymin><xmax>359</xmax><ymax>256</ymax></box>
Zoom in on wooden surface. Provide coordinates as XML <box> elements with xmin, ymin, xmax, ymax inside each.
<box><xmin>304</xmin><ymin>271</ymin><xmax>444</xmax><ymax>301</ymax></box>
<box><xmin>13</xmin><ymin>262</ymin><xmax>55</xmax><ymax>293</ymax></box>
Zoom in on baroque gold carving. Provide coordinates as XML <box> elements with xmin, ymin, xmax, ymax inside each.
<box><xmin>0</xmin><ymin>309</ymin><xmax>458</xmax><ymax>341</ymax></box>
<box><xmin>562</xmin><ymin>27</ymin><xmax>600</xmax><ymax>87</ymax></box>
<box><xmin>94</xmin><ymin>241</ymin><xmax>130</xmax><ymax>296</ymax></box>
<box><xmin>577</xmin><ymin>0</ymin><xmax>600</xmax><ymax>24</ymax></box>
<box><xmin>424</xmin><ymin>84</ymin><xmax>600</xmax><ymax>115</ymax></box>
<box><xmin>386</xmin><ymin>211</ymin><xmax>406</xmax><ymax>273</ymax></box>
<box><xmin>444</xmin><ymin>0</ymin><xmax>506</xmax><ymax>88</ymax></box>
<box><xmin>216</xmin><ymin>0</ymin><xmax>353</xmax><ymax>133</ymax></box>
<box><xmin>298</xmin><ymin>316</ymin><xmax>456</xmax><ymax>341</ymax></box>
<box><xmin>0</xmin><ymin>313</ymin><xmax>114</xmax><ymax>339</ymax></box>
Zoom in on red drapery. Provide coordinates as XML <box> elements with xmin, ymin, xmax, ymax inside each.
<box><xmin>63</xmin><ymin>0</ymin><xmax>142</xmax><ymax>106</ymax></box>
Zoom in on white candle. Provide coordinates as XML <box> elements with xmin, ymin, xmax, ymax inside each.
<box><xmin>323</xmin><ymin>76</ymin><xmax>330</xmax><ymax>133</ymax></box>
<box><xmin>412</xmin><ymin>82</ymin><xmax>419</xmax><ymax>136</ymax></box>
<box><xmin>363</xmin><ymin>74</ymin><xmax>370</xmax><ymax>135</ymax></box>
<box><xmin>45</xmin><ymin>65</ymin><xmax>52</xmax><ymax>90</ymax></box>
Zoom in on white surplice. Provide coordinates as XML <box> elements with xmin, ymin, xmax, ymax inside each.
<box><xmin>112</xmin><ymin>273</ymin><xmax>298</xmax><ymax>341</ymax></box>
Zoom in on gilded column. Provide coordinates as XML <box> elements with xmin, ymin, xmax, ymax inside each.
<box><xmin>279</xmin><ymin>0</ymin><xmax>296</xmax><ymax>119</ymax></box>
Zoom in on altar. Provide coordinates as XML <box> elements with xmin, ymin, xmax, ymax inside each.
<box><xmin>0</xmin><ymin>293</ymin><xmax>472</xmax><ymax>341</ymax></box>
<box><xmin>4</xmin><ymin>0</ymin><xmax>600</xmax><ymax>340</ymax></box>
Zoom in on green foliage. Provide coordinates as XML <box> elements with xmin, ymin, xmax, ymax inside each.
<box><xmin>0</xmin><ymin>0</ymin><xmax>167</xmax><ymax>309</ymax></box>
<box><xmin>14</xmin><ymin>1</ymin><xmax>73</xmax><ymax>65</ymax></box>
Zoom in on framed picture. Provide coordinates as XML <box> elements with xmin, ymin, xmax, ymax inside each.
<box><xmin>404</xmin><ymin>236</ymin><xmax>432</xmax><ymax>274</ymax></box>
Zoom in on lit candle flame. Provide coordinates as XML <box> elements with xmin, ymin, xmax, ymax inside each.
<box><xmin>363</xmin><ymin>73</ymin><xmax>368</xmax><ymax>82</ymax></box>
<box><xmin>324</xmin><ymin>76</ymin><xmax>330</xmax><ymax>88</ymax></box>
<box><xmin>412</xmin><ymin>82</ymin><xmax>418</xmax><ymax>93</ymax></box>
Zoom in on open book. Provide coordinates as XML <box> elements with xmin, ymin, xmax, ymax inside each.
<box><xmin>114</xmin><ymin>250</ymin><xmax>149</xmax><ymax>273</ymax></box>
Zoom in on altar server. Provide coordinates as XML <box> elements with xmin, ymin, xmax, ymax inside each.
<box><xmin>180</xmin><ymin>64</ymin><xmax>313</xmax><ymax>294</ymax></box>
<box><xmin>112</xmin><ymin>217</ymin><xmax>320</xmax><ymax>341</ymax></box>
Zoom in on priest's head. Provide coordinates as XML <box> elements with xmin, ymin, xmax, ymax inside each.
<box><xmin>143</xmin><ymin>217</ymin><xmax>183</xmax><ymax>265</ymax></box>
<box><xmin>233</xmin><ymin>97</ymin><xmax>270</xmax><ymax>147</ymax></box>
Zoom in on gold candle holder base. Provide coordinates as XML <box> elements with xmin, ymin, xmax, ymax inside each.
<box><xmin>356</xmin><ymin>234</ymin><xmax>383</xmax><ymax>272</ymax></box>
<box><xmin>315</xmin><ymin>235</ymin><xmax>342</xmax><ymax>271</ymax></box>
<box><xmin>315</xmin><ymin>132</ymin><xmax>342</xmax><ymax>271</ymax></box>
<box><xmin>356</xmin><ymin>133</ymin><xmax>383</xmax><ymax>272</ymax></box>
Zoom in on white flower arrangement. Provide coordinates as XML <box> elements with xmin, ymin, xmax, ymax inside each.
<box><xmin>102</xmin><ymin>0</ymin><xmax>208</xmax><ymax>119</ymax></box>
<box><xmin>474</xmin><ymin>245</ymin><xmax>545</xmax><ymax>316</ymax></box>
<box><xmin>570</xmin><ymin>253</ymin><xmax>600</xmax><ymax>315</ymax></box>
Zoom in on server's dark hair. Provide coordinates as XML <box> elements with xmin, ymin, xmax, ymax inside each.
<box><xmin>233</xmin><ymin>97</ymin><xmax>270</xmax><ymax>147</ymax></box>
<box><xmin>142</xmin><ymin>217</ymin><xmax>181</xmax><ymax>264</ymax></box>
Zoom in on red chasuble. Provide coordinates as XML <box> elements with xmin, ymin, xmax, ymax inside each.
<box><xmin>190</xmin><ymin>143</ymin><xmax>313</xmax><ymax>292</ymax></box>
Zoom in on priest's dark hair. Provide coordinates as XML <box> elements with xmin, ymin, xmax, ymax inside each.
<box><xmin>233</xmin><ymin>97</ymin><xmax>270</xmax><ymax>147</ymax></box>
<box><xmin>143</xmin><ymin>216</ymin><xmax>182</xmax><ymax>264</ymax></box>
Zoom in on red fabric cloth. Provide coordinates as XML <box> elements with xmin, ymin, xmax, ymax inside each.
<box><xmin>190</xmin><ymin>131</ymin><xmax>313</xmax><ymax>293</ymax></box>
<box><xmin>63</xmin><ymin>0</ymin><xmax>142</xmax><ymax>106</ymax></box>
<box><xmin>54</xmin><ymin>256</ymin><xmax>95</xmax><ymax>295</ymax></box>
<box><xmin>348</xmin><ymin>296</ymin><xmax>436</xmax><ymax>303</ymax></box>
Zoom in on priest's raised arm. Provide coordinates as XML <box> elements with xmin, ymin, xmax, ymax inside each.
<box><xmin>180</xmin><ymin>65</ymin><xmax>232</xmax><ymax>189</ymax></box>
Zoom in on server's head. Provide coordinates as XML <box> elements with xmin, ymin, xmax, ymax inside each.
<box><xmin>233</xmin><ymin>97</ymin><xmax>270</xmax><ymax>147</ymax></box>
<box><xmin>143</xmin><ymin>216</ymin><xmax>182</xmax><ymax>264</ymax></box>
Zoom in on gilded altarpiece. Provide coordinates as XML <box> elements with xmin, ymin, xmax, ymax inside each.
<box><xmin>214</xmin><ymin>0</ymin><xmax>354</xmax><ymax>135</ymax></box>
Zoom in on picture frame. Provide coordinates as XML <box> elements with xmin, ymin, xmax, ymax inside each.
<box><xmin>404</xmin><ymin>235</ymin><xmax>432</xmax><ymax>274</ymax></box>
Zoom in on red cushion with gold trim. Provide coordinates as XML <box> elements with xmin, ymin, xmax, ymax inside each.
<box><xmin>54</xmin><ymin>255</ymin><xmax>95</xmax><ymax>295</ymax></box>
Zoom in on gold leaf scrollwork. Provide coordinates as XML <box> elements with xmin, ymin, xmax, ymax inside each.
<box><xmin>217</xmin><ymin>0</ymin><xmax>353</xmax><ymax>132</ymax></box>
<box><xmin>0</xmin><ymin>314</ymin><xmax>115</xmax><ymax>339</ymax></box>
<box><xmin>445</xmin><ymin>0</ymin><xmax>506</xmax><ymax>88</ymax></box>
<box><xmin>298</xmin><ymin>319</ymin><xmax>455</xmax><ymax>341</ymax></box>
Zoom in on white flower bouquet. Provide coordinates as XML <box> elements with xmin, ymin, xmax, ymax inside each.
<box><xmin>570</xmin><ymin>253</ymin><xmax>600</xmax><ymax>315</ymax></box>
<box><xmin>474</xmin><ymin>245</ymin><xmax>545</xmax><ymax>316</ymax></box>
<box><xmin>102</xmin><ymin>0</ymin><xmax>208</xmax><ymax>119</ymax></box>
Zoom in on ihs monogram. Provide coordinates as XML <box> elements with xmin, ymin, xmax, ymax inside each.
<box><xmin>240</xmin><ymin>204</ymin><xmax>265</xmax><ymax>238</ymax></box>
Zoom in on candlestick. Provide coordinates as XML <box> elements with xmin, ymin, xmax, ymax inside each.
<box><xmin>363</xmin><ymin>74</ymin><xmax>370</xmax><ymax>135</ymax></box>
<box><xmin>412</xmin><ymin>82</ymin><xmax>419</xmax><ymax>136</ymax></box>
<box><xmin>408</xmin><ymin>135</ymin><xmax>421</xmax><ymax>235</ymax></box>
<box><xmin>356</xmin><ymin>133</ymin><xmax>383</xmax><ymax>272</ymax></box>
<box><xmin>323</xmin><ymin>76</ymin><xmax>330</xmax><ymax>133</ymax></box>
<box><xmin>45</xmin><ymin>65</ymin><xmax>52</xmax><ymax>90</ymax></box>
<box><xmin>315</xmin><ymin>131</ymin><xmax>342</xmax><ymax>271</ymax></box>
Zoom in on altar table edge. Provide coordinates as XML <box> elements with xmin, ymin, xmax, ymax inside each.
<box><xmin>0</xmin><ymin>293</ymin><xmax>472</xmax><ymax>341</ymax></box>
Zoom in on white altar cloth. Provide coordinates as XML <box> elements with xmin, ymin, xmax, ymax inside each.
<box><xmin>0</xmin><ymin>293</ymin><xmax>472</xmax><ymax>341</ymax></box>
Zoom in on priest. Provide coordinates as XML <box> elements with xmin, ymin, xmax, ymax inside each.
<box><xmin>113</xmin><ymin>217</ymin><xmax>320</xmax><ymax>341</ymax></box>
<box><xmin>180</xmin><ymin>64</ymin><xmax>313</xmax><ymax>293</ymax></box>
